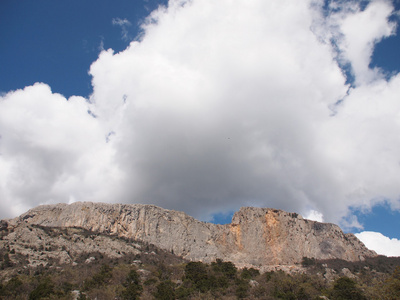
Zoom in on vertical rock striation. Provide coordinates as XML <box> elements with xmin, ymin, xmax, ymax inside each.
<box><xmin>7</xmin><ymin>202</ymin><xmax>376</xmax><ymax>267</ymax></box>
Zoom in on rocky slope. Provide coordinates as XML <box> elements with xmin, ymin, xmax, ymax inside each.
<box><xmin>0</xmin><ymin>223</ymin><xmax>140</xmax><ymax>268</ymax></box>
<box><xmin>4</xmin><ymin>202</ymin><xmax>376</xmax><ymax>268</ymax></box>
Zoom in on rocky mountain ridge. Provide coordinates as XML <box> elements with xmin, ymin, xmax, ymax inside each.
<box><xmin>3</xmin><ymin>202</ymin><xmax>376</xmax><ymax>269</ymax></box>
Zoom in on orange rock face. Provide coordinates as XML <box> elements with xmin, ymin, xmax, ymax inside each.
<box><xmin>8</xmin><ymin>202</ymin><xmax>377</xmax><ymax>268</ymax></box>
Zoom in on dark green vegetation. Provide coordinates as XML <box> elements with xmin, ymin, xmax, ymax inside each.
<box><xmin>1</xmin><ymin>249</ymin><xmax>400</xmax><ymax>300</ymax></box>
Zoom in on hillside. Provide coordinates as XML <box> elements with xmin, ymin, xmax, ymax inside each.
<box><xmin>0</xmin><ymin>223</ymin><xmax>399</xmax><ymax>299</ymax></box>
<box><xmin>1</xmin><ymin>202</ymin><xmax>400</xmax><ymax>299</ymax></box>
<box><xmin>6</xmin><ymin>202</ymin><xmax>376</xmax><ymax>269</ymax></box>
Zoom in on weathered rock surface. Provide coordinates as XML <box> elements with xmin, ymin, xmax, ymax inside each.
<box><xmin>0</xmin><ymin>223</ymin><xmax>141</xmax><ymax>268</ymax></box>
<box><xmin>5</xmin><ymin>202</ymin><xmax>376</xmax><ymax>267</ymax></box>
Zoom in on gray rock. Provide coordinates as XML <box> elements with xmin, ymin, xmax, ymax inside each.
<box><xmin>249</xmin><ymin>279</ymin><xmax>259</xmax><ymax>287</ymax></box>
<box><xmin>0</xmin><ymin>223</ymin><xmax>141</xmax><ymax>268</ymax></box>
<box><xmin>85</xmin><ymin>256</ymin><xmax>96</xmax><ymax>264</ymax></box>
<box><xmin>341</xmin><ymin>267</ymin><xmax>357</xmax><ymax>279</ymax></box>
<box><xmin>71</xmin><ymin>290</ymin><xmax>80</xmax><ymax>300</ymax></box>
<box><xmin>8</xmin><ymin>202</ymin><xmax>376</xmax><ymax>267</ymax></box>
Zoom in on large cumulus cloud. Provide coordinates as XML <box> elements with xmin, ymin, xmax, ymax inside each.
<box><xmin>0</xmin><ymin>84</ymin><xmax>123</xmax><ymax>217</ymax></box>
<box><xmin>1</xmin><ymin>0</ymin><xmax>400</xmax><ymax>232</ymax></box>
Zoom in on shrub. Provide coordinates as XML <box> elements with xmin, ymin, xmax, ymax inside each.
<box><xmin>382</xmin><ymin>267</ymin><xmax>400</xmax><ymax>299</ymax></box>
<box><xmin>2</xmin><ymin>276</ymin><xmax>23</xmax><ymax>297</ymax></box>
<box><xmin>144</xmin><ymin>277</ymin><xmax>158</xmax><ymax>286</ymax></box>
<box><xmin>241</xmin><ymin>267</ymin><xmax>260</xmax><ymax>279</ymax></box>
<box><xmin>175</xmin><ymin>283</ymin><xmax>194</xmax><ymax>299</ymax></box>
<box><xmin>185</xmin><ymin>261</ymin><xmax>208</xmax><ymax>282</ymax></box>
<box><xmin>83</xmin><ymin>264</ymin><xmax>113</xmax><ymax>290</ymax></box>
<box><xmin>302</xmin><ymin>257</ymin><xmax>316</xmax><ymax>267</ymax></box>
<box><xmin>184</xmin><ymin>261</ymin><xmax>214</xmax><ymax>292</ymax></box>
<box><xmin>235</xmin><ymin>278</ymin><xmax>250</xmax><ymax>299</ymax></box>
<box><xmin>29</xmin><ymin>277</ymin><xmax>55</xmax><ymax>300</ymax></box>
<box><xmin>154</xmin><ymin>280</ymin><xmax>176</xmax><ymax>300</ymax></box>
<box><xmin>212</xmin><ymin>259</ymin><xmax>237</xmax><ymax>279</ymax></box>
<box><xmin>331</xmin><ymin>277</ymin><xmax>367</xmax><ymax>300</ymax></box>
<box><xmin>120</xmin><ymin>269</ymin><xmax>143</xmax><ymax>300</ymax></box>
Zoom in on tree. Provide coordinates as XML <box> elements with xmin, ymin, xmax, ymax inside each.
<box><xmin>120</xmin><ymin>269</ymin><xmax>143</xmax><ymax>300</ymax></box>
<box><xmin>301</xmin><ymin>257</ymin><xmax>316</xmax><ymax>267</ymax></box>
<box><xmin>235</xmin><ymin>278</ymin><xmax>250</xmax><ymax>299</ymax></box>
<box><xmin>154</xmin><ymin>280</ymin><xmax>176</xmax><ymax>300</ymax></box>
<box><xmin>241</xmin><ymin>267</ymin><xmax>260</xmax><ymax>279</ymax></box>
<box><xmin>84</xmin><ymin>264</ymin><xmax>113</xmax><ymax>290</ymax></box>
<box><xmin>331</xmin><ymin>277</ymin><xmax>367</xmax><ymax>300</ymax></box>
<box><xmin>2</xmin><ymin>276</ymin><xmax>23</xmax><ymax>298</ymax></box>
<box><xmin>212</xmin><ymin>259</ymin><xmax>237</xmax><ymax>279</ymax></box>
<box><xmin>185</xmin><ymin>261</ymin><xmax>208</xmax><ymax>282</ymax></box>
<box><xmin>29</xmin><ymin>277</ymin><xmax>55</xmax><ymax>300</ymax></box>
<box><xmin>184</xmin><ymin>261</ymin><xmax>212</xmax><ymax>292</ymax></box>
<box><xmin>382</xmin><ymin>266</ymin><xmax>400</xmax><ymax>300</ymax></box>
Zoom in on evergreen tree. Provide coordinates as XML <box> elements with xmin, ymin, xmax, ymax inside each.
<box><xmin>331</xmin><ymin>277</ymin><xmax>366</xmax><ymax>300</ymax></box>
<box><xmin>120</xmin><ymin>269</ymin><xmax>143</xmax><ymax>300</ymax></box>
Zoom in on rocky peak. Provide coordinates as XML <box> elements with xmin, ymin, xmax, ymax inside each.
<box><xmin>6</xmin><ymin>202</ymin><xmax>376</xmax><ymax>268</ymax></box>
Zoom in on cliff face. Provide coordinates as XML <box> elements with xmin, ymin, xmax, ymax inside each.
<box><xmin>7</xmin><ymin>202</ymin><xmax>376</xmax><ymax>267</ymax></box>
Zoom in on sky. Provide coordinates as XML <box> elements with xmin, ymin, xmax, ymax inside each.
<box><xmin>1</xmin><ymin>0</ymin><xmax>400</xmax><ymax>256</ymax></box>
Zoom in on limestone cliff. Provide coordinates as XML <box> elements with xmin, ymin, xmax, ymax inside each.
<box><xmin>6</xmin><ymin>202</ymin><xmax>376</xmax><ymax>267</ymax></box>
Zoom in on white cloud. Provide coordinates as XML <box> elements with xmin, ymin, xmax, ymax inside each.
<box><xmin>89</xmin><ymin>0</ymin><xmax>349</xmax><ymax>220</ymax></box>
<box><xmin>98</xmin><ymin>37</ymin><xmax>105</xmax><ymax>52</ymax></box>
<box><xmin>112</xmin><ymin>18</ymin><xmax>132</xmax><ymax>41</ymax></box>
<box><xmin>356</xmin><ymin>231</ymin><xmax>400</xmax><ymax>256</ymax></box>
<box><xmin>112</xmin><ymin>18</ymin><xmax>131</xmax><ymax>27</ymax></box>
<box><xmin>329</xmin><ymin>0</ymin><xmax>397</xmax><ymax>85</ymax></box>
<box><xmin>304</xmin><ymin>210</ymin><xmax>324</xmax><ymax>222</ymax></box>
<box><xmin>0</xmin><ymin>83</ymin><xmax>123</xmax><ymax>218</ymax></box>
<box><xmin>1</xmin><ymin>0</ymin><xmax>400</xmax><ymax>228</ymax></box>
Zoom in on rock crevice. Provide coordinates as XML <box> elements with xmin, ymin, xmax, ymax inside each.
<box><xmin>7</xmin><ymin>202</ymin><xmax>376</xmax><ymax>267</ymax></box>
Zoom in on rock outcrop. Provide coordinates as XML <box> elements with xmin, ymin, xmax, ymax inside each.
<box><xmin>6</xmin><ymin>202</ymin><xmax>376</xmax><ymax>267</ymax></box>
<box><xmin>0</xmin><ymin>224</ymin><xmax>141</xmax><ymax>268</ymax></box>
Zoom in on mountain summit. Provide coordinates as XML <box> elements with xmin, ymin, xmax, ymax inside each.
<box><xmin>6</xmin><ymin>202</ymin><xmax>376</xmax><ymax>268</ymax></box>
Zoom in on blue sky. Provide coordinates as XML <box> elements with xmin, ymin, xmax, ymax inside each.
<box><xmin>352</xmin><ymin>203</ymin><xmax>400</xmax><ymax>238</ymax></box>
<box><xmin>1</xmin><ymin>0</ymin><xmax>400</xmax><ymax>256</ymax></box>
<box><xmin>371</xmin><ymin>1</ymin><xmax>400</xmax><ymax>72</ymax></box>
<box><xmin>0</xmin><ymin>0</ymin><xmax>167</xmax><ymax>98</ymax></box>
